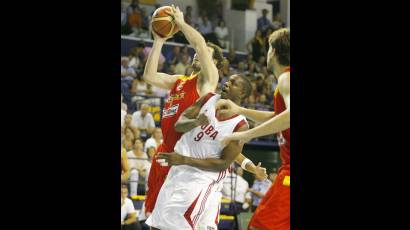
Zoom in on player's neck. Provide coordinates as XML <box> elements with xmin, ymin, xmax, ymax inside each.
<box><xmin>217</xmin><ymin>98</ymin><xmax>241</xmax><ymax>119</ymax></box>
<box><xmin>273</xmin><ymin>63</ymin><xmax>287</xmax><ymax>78</ymax></box>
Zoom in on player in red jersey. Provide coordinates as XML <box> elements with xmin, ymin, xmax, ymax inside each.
<box><xmin>143</xmin><ymin>5</ymin><xmax>266</xmax><ymax>217</ymax></box>
<box><xmin>217</xmin><ymin>28</ymin><xmax>290</xmax><ymax>230</ymax></box>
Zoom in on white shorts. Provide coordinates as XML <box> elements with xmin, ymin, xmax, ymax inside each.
<box><xmin>145</xmin><ymin>165</ymin><xmax>224</xmax><ymax>230</ymax></box>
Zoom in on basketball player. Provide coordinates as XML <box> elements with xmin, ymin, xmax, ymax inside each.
<box><xmin>143</xmin><ymin>5</ymin><xmax>266</xmax><ymax>216</ymax></box>
<box><xmin>146</xmin><ymin>74</ymin><xmax>253</xmax><ymax>230</ymax></box>
<box><xmin>217</xmin><ymin>28</ymin><xmax>290</xmax><ymax>230</ymax></box>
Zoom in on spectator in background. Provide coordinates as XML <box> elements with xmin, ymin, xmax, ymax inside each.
<box><xmin>128</xmin><ymin>8</ymin><xmax>142</xmax><ymax>36</ymax></box>
<box><xmin>121</xmin><ymin>1</ymin><xmax>130</xmax><ymax>34</ymax></box>
<box><xmin>122</xmin><ymin>94</ymin><xmax>128</xmax><ymax>128</ymax></box>
<box><xmin>122</xmin><ymin>57</ymin><xmax>137</xmax><ymax>98</ymax></box>
<box><xmin>165</xmin><ymin>46</ymin><xmax>182</xmax><ymax>66</ymax></box>
<box><xmin>144</xmin><ymin>127</ymin><xmax>163</xmax><ymax>153</ymax></box>
<box><xmin>269</xmin><ymin>171</ymin><xmax>278</xmax><ymax>183</ymax></box>
<box><xmin>121</xmin><ymin>184</ymin><xmax>142</xmax><ymax>230</ymax></box>
<box><xmin>257</xmin><ymin>9</ymin><xmax>273</xmax><ymax>33</ymax></box>
<box><xmin>197</xmin><ymin>13</ymin><xmax>221</xmax><ymax>46</ymax></box>
<box><xmin>140</xmin><ymin>8</ymin><xmax>150</xmax><ymax>31</ymax></box>
<box><xmin>222</xmin><ymin>167</ymin><xmax>250</xmax><ymax>212</ymax></box>
<box><xmin>246</xmin><ymin>172</ymin><xmax>272</xmax><ymax>212</ymax></box>
<box><xmin>131</xmin><ymin>75</ymin><xmax>150</xmax><ymax>96</ymax></box>
<box><xmin>175</xmin><ymin>54</ymin><xmax>190</xmax><ymax>75</ymax></box>
<box><xmin>127</xmin><ymin>0</ymin><xmax>141</xmax><ymax>14</ymax></box>
<box><xmin>264</xmin><ymin>27</ymin><xmax>274</xmax><ymax>52</ymax></box>
<box><xmin>227</xmin><ymin>47</ymin><xmax>239</xmax><ymax>68</ymax></box>
<box><xmin>128</xmin><ymin>42</ymin><xmax>145</xmax><ymax>71</ymax></box>
<box><xmin>247</xmin><ymin>29</ymin><xmax>265</xmax><ymax>62</ymax></box>
<box><xmin>272</xmin><ymin>14</ymin><xmax>285</xmax><ymax>30</ymax></box>
<box><xmin>256</xmin><ymin>56</ymin><xmax>266</xmax><ymax>72</ymax></box>
<box><xmin>236</xmin><ymin>61</ymin><xmax>246</xmax><ymax>74</ymax></box>
<box><xmin>124</xmin><ymin>127</ymin><xmax>137</xmax><ymax>151</ymax></box>
<box><xmin>122</xmin><ymin>57</ymin><xmax>137</xmax><ymax>80</ymax></box>
<box><xmin>215</xmin><ymin>20</ymin><xmax>229</xmax><ymax>49</ymax></box>
<box><xmin>245</xmin><ymin>62</ymin><xmax>258</xmax><ymax>79</ymax></box>
<box><xmin>184</xmin><ymin>5</ymin><xmax>193</xmax><ymax>26</ymax></box>
<box><xmin>122</xmin><ymin>94</ymin><xmax>128</xmax><ymax>112</ymax></box>
<box><xmin>127</xmin><ymin>139</ymin><xmax>149</xmax><ymax>196</ymax></box>
<box><xmin>131</xmin><ymin>104</ymin><xmax>155</xmax><ymax>138</ymax></box>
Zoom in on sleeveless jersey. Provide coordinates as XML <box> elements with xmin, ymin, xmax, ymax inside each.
<box><xmin>273</xmin><ymin>68</ymin><xmax>290</xmax><ymax>169</ymax></box>
<box><xmin>159</xmin><ymin>74</ymin><xmax>200</xmax><ymax>152</ymax></box>
<box><xmin>174</xmin><ymin>93</ymin><xmax>248</xmax><ymax>181</ymax></box>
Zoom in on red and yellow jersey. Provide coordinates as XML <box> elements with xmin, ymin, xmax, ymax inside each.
<box><xmin>159</xmin><ymin>74</ymin><xmax>201</xmax><ymax>153</ymax></box>
<box><xmin>274</xmin><ymin>67</ymin><xmax>290</xmax><ymax>170</ymax></box>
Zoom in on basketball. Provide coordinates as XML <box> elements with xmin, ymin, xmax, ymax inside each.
<box><xmin>151</xmin><ymin>6</ymin><xmax>179</xmax><ymax>38</ymax></box>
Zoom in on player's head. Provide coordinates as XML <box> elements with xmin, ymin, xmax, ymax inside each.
<box><xmin>133</xmin><ymin>139</ymin><xmax>143</xmax><ymax>151</ymax></box>
<box><xmin>140</xmin><ymin>104</ymin><xmax>150</xmax><ymax>117</ymax></box>
<box><xmin>191</xmin><ymin>42</ymin><xmax>225</xmax><ymax>72</ymax></box>
<box><xmin>221</xmin><ymin>74</ymin><xmax>252</xmax><ymax>102</ymax></box>
<box><xmin>267</xmin><ymin>28</ymin><xmax>290</xmax><ymax>72</ymax></box>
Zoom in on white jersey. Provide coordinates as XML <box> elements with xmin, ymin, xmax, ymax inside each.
<box><xmin>174</xmin><ymin>93</ymin><xmax>248</xmax><ymax>181</ymax></box>
<box><xmin>146</xmin><ymin>93</ymin><xmax>248</xmax><ymax>230</ymax></box>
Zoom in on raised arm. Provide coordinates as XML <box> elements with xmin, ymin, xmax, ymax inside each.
<box><xmin>142</xmin><ymin>29</ymin><xmax>180</xmax><ymax>89</ymax></box>
<box><xmin>167</xmin><ymin>5</ymin><xmax>219</xmax><ymax>95</ymax></box>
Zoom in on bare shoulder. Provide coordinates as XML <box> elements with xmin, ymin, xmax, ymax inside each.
<box><xmin>278</xmin><ymin>72</ymin><xmax>290</xmax><ymax>93</ymax></box>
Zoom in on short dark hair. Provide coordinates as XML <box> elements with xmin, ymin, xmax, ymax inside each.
<box><xmin>269</xmin><ymin>28</ymin><xmax>290</xmax><ymax>66</ymax></box>
<box><xmin>237</xmin><ymin>74</ymin><xmax>253</xmax><ymax>99</ymax></box>
<box><xmin>206</xmin><ymin>42</ymin><xmax>226</xmax><ymax>70</ymax></box>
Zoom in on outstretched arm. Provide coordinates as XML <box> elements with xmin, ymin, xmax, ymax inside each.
<box><xmin>217</xmin><ymin>99</ymin><xmax>275</xmax><ymax>123</ymax></box>
<box><xmin>143</xmin><ymin>29</ymin><xmax>180</xmax><ymax>89</ymax></box>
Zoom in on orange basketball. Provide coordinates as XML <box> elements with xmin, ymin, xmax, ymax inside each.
<box><xmin>151</xmin><ymin>6</ymin><xmax>180</xmax><ymax>38</ymax></box>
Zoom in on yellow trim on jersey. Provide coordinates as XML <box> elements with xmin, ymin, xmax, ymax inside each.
<box><xmin>178</xmin><ymin>73</ymin><xmax>198</xmax><ymax>81</ymax></box>
<box><xmin>283</xmin><ymin>176</ymin><xmax>290</xmax><ymax>186</ymax></box>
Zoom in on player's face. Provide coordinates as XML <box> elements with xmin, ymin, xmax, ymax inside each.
<box><xmin>141</xmin><ymin>106</ymin><xmax>148</xmax><ymax>116</ymax></box>
<box><xmin>221</xmin><ymin>75</ymin><xmax>243</xmax><ymax>100</ymax></box>
<box><xmin>191</xmin><ymin>47</ymin><xmax>215</xmax><ymax>72</ymax></box>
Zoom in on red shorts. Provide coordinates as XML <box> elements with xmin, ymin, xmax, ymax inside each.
<box><xmin>248</xmin><ymin>168</ymin><xmax>290</xmax><ymax>230</ymax></box>
<box><xmin>144</xmin><ymin>145</ymin><xmax>171</xmax><ymax>214</ymax></box>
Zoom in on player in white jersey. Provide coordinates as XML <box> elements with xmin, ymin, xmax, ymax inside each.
<box><xmin>145</xmin><ymin>74</ymin><xmax>253</xmax><ymax>230</ymax></box>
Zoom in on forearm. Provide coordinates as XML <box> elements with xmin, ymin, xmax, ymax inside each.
<box><xmin>175</xmin><ymin>118</ymin><xmax>200</xmax><ymax>133</ymax></box>
<box><xmin>235</xmin><ymin>154</ymin><xmax>256</xmax><ymax>174</ymax></box>
<box><xmin>176</xmin><ymin>22</ymin><xmax>206</xmax><ymax>50</ymax></box>
<box><xmin>242</xmin><ymin>110</ymin><xmax>290</xmax><ymax>139</ymax></box>
<box><xmin>143</xmin><ymin>40</ymin><xmax>164</xmax><ymax>82</ymax></box>
<box><xmin>238</xmin><ymin>107</ymin><xmax>275</xmax><ymax>123</ymax></box>
<box><xmin>183</xmin><ymin>157</ymin><xmax>230</xmax><ymax>172</ymax></box>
